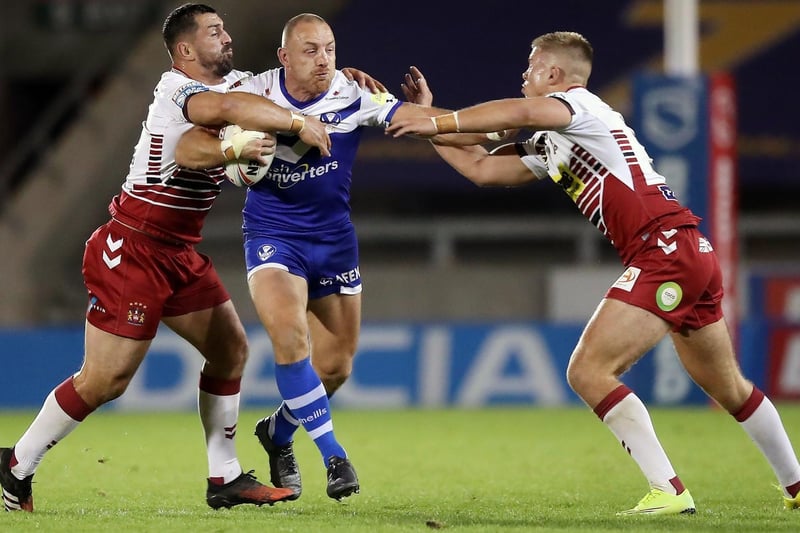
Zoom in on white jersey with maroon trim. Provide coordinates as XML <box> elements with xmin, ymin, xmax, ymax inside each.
<box><xmin>109</xmin><ymin>68</ymin><xmax>250</xmax><ymax>244</ymax></box>
<box><xmin>516</xmin><ymin>87</ymin><xmax>699</xmax><ymax>264</ymax></box>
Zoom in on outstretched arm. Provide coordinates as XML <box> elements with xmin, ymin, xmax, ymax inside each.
<box><xmin>184</xmin><ymin>91</ymin><xmax>331</xmax><ymax>157</ymax></box>
<box><xmin>394</xmin><ymin>66</ymin><xmax>516</xmax><ymax>146</ymax></box>
<box><xmin>432</xmin><ymin>142</ymin><xmax>540</xmax><ymax>187</ymax></box>
<box><xmin>387</xmin><ymin>96</ymin><xmax>572</xmax><ymax>138</ymax></box>
<box><xmin>388</xmin><ymin>68</ymin><xmax>544</xmax><ymax>186</ymax></box>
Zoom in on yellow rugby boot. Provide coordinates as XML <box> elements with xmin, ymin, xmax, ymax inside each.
<box><xmin>777</xmin><ymin>485</ymin><xmax>800</xmax><ymax>510</ymax></box>
<box><xmin>617</xmin><ymin>488</ymin><xmax>696</xmax><ymax>516</ymax></box>
<box><xmin>784</xmin><ymin>495</ymin><xmax>799</xmax><ymax>510</ymax></box>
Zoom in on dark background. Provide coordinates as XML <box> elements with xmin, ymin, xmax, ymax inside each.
<box><xmin>1</xmin><ymin>0</ymin><xmax>798</xmax><ymax>216</ymax></box>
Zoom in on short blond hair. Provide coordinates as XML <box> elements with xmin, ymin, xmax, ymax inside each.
<box><xmin>532</xmin><ymin>31</ymin><xmax>593</xmax><ymax>83</ymax></box>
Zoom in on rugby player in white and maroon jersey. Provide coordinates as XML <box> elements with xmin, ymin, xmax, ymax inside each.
<box><xmin>388</xmin><ymin>31</ymin><xmax>800</xmax><ymax>515</ymax></box>
<box><xmin>0</xmin><ymin>2</ymin><xmax>374</xmax><ymax>512</ymax></box>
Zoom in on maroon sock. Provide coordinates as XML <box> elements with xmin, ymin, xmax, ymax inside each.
<box><xmin>731</xmin><ymin>386</ymin><xmax>765</xmax><ymax>422</ymax></box>
<box><xmin>53</xmin><ymin>377</ymin><xmax>94</xmax><ymax>421</ymax></box>
<box><xmin>593</xmin><ymin>384</ymin><xmax>633</xmax><ymax>420</ymax></box>
<box><xmin>670</xmin><ymin>476</ymin><xmax>686</xmax><ymax>495</ymax></box>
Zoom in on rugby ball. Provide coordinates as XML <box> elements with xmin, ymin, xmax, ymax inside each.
<box><xmin>219</xmin><ymin>124</ymin><xmax>274</xmax><ymax>187</ymax></box>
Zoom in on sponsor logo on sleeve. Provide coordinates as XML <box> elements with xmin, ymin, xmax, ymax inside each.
<box><xmin>699</xmin><ymin>237</ymin><xmax>714</xmax><ymax>253</ymax></box>
<box><xmin>172</xmin><ymin>82</ymin><xmax>209</xmax><ymax>107</ymax></box>
<box><xmin>370</xmin><ymin>91</ymin><xmax>392</xmax><ymax>105</ymax></box>
<box><xmin>658</xmin><ymin>184</ymin><xmax>678</xmax><ymax>201</ymax></box>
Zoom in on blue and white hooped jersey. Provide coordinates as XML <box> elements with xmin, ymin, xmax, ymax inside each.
<box><xmin>230</xmin><ymin>68</ymin><xmax>403</xmax><ymax>233</ymax></box>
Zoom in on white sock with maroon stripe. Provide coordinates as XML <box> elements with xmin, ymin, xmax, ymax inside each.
<box><xmin>733</xmin><ymin>387</ymin><xmax>800</xmax><ymax>497</ymax></box>
<box><xmin>198</xmin><ymin>374</ymin><xmax>242</xmax><ymax>485</ymax></box>
<box><xmin>13</xmin><ymin>377</ymin><xmax>94</xmax><ymax>478</ymax></box>
<box><xmin>595</xmin><ymin>384</ymin><xmax>685</xmax><ymax>495</ymax></box>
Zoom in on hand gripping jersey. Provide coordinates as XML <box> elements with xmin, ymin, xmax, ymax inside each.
<box><xmin>516</xmin><ymin>87</ymin><xmax>699</xmax><ymax>264</ymax></box>
<box><xmin>109</xmin><ymin>68</ymin><xmax>251</xmax><ymax>244</ymax></box>
<box><xmin>231</xmin><ymin>69</ymin><xmax>403</xmax><ymax>233</ymax></box>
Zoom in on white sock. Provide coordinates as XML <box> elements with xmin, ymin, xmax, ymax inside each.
<box><xmin>198</xmin><ymin>389</ymin><xmax>242</xmax><ymax>484</ymax></box>
<box><xmin>602</xmin><ymin>392</ymin><xmax>680</xmax><ymax>494</ymax></box>
<box><xmin>737</xmin><ymin>392</ymin><xmax>800</xmax><ymax>494</ymax></box>
<box><xmin>13</xmin><ymin>390</ymin><xmax>80</xmax><ymax>478</ymax></box>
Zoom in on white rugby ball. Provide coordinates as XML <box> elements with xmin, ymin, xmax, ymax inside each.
<box><xmin>219</xmin><ymin>124</ymin><xmax>274</xmax><ymax>187</ymax></box>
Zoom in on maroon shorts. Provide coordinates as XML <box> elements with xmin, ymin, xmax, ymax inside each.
<box><xmin>606</xmin><ymin>226</ymin><xmax>724</xmax><ymax>331</ymax></box>
<box><xmin>82</xmin><ymin>219</ymin><xmax>230</xmax><ymax>340</ymax></box>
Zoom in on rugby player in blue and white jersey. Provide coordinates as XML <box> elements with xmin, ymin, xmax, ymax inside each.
<box><xmin>175</xmin><ymin>13</ymin><xmax>457</xmax><ymax>501</ymax></box>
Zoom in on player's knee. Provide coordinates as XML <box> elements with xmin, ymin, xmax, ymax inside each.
<box><xmin>103</xmin><ymin>379</ymin><xmax>130</xmax><ymax>403</ymax></box>
<box><xmin>565</xmin><ymin>362</ymin><xmax>583</xmax><ymax>394</ymax></box>
<box><xmin>316</xmin><ymin>358</ymin><xmax>353</xmax><ymax>395</ymax></box>
<box><xmin>566</xmin><ymin>357</ymin><xmax>594</xmax><ymax>396</ymax></box>
<box><xmin>268</xmin><ymin>325</ymin><xmax>310</xmax><ymax>360</ymax></box>
<box><xmin>225</xmin><ymin>332</ymin><xmax>249</xmax><ymax>371</ymax></box>
<box><xmin>75</xmin><ymin>373</ymin><xmax>133</xmax><ymax>407</ymax></box>
<box><xmin>711</xmin><ymin>378</ymin><xmax>754</xmax><ymax>413</ymax></box>
<box><xmin>321</xmin><ymin>369</ymin><xmax>350</xmax><ymax>394</ymax></box>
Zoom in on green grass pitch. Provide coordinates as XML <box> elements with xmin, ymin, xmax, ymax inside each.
<box><xmin>1</xmin><ymin>406</ymin><xmax>799</xmax><ymax>532</ymax></box>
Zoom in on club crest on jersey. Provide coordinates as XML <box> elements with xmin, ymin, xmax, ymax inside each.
<box><xmin>320</xmin><ymin>112</ymin><xmax>342</xmax><ymax>125</ymax></box>
<box><xmin>127</xmin><ymin>302</ymin><xmax>147</xmax><ymax>326</ymax></box>
<box><xmin>658</xmin><ymin>184</ymin><xmax>678</xmax><ymax>201</ymax></box>
<box><xmin>257</xmin><ymin>244</ymin><xmax>277</xmax><ymax>261</ymax></box>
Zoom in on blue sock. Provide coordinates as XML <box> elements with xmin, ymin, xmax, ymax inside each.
<box><xmin>270</xmin><ymin>380</ymin><xmax>338</xmax><ymax>445</ymax></box>
<box><xmin>268</xmin><ymin>402</ymin><xmax>299</xmax><ymax>447</ymax></box>
<box><xmin>275</xmin><ymin>357</ymin><xmax>346</xmax><ymax>465</ymax></box>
